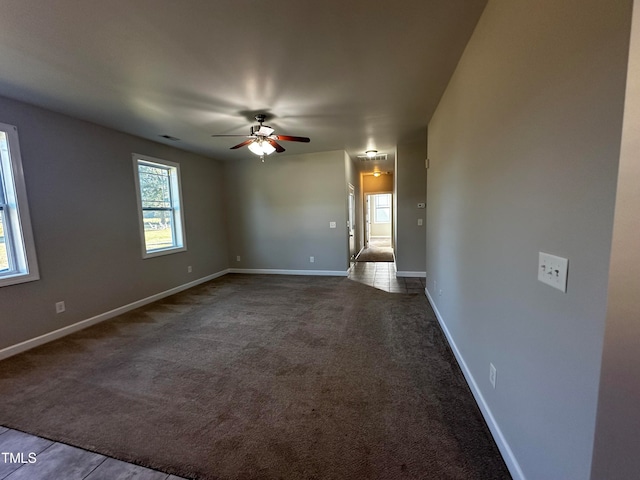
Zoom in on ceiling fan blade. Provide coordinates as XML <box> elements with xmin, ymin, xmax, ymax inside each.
<box><xmin>230</xmin><ymin>139</ymin><xmax>256</xmax><ymax>149</ymax></box>
<box><xmin>267</xmin><ymin>139</ymin><xmax>286</xmax><ymax>153</ymax></box>
<box><xmin>272</xmin><ymin>135</ymin><xmax>310</xmax><ymax>143</ymax></box>
<box><xmin>257</xmin><ymin>126</ymin><xmax>275</xmax><ymax>136</ymax></box>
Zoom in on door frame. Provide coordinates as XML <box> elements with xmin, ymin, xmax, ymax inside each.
<box><xmin>364</xmin><ymin>191</ymin><xmax>393</xmax><ymax>248</ymax></box>
<box><xmin>348</xmin><ymin>183</ymin><xmax>356</xmax><ymax>260</ymax></box>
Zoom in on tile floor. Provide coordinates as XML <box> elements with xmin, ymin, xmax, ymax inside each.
<box><xmin>348</xmin><ymin>261</ymin><xmax>426</xmax><ymax>293</ymax></box>
<box><xmin>0</xmin><ymin>427</ymin><xmax>188</xmax><ymax>480</ymax></box>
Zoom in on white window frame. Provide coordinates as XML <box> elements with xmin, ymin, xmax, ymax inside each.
<box><xmin>373</xmin><ymin>193</ymin><xmax>391</xmax><ymax>224</ymax></box>
<box><xmin>132</xmin><ymin>153</ymin><xmax>186</xmax><ymax>259</ymax></box>
<box><xmin>0</xmin><ymin>122</ymin><xmax>39</xmax><ymax>287</ymax></box>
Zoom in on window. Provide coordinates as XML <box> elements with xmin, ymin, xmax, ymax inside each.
<box><xmin>0</xmin><ymin>123</ymin><xmax>39</xmax><ymax>287</ymax></box>
<box><xmin>133</xmin><ymin>154</ymin><xmax>186</xmax><ymax>258</ymax></box>
<box><xmin>374</xmin><ymin>193</ymin><xmax>391</xmax><ymax>223</ymax></box>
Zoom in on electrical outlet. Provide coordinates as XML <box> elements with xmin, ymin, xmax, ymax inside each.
<box><xmin>310</xmin><ymin>256</ymin><xmax>315</xmax><ymax>263</ymax></box>
<box><xmin>489</xmin><ymin>363</ymin><xmax>497</xmax><ymax>388</ymax></box>
<box><xmin>329</xmin><ymin>221</ymin><xmax>336</xmax><ymax>229</ymax></box>
<box><xmin>538</xmin><ymin>252</ymin><xmax>569</xmax><ymax>292</ymax></box>
<box><xmin>187</xmin><ymin>266</ymin><xmax>192</xmax><ymax>273</ymax></box>
<box><xmin>236</xmin><ymin>256</ymin><xmax>241</xmax><ymax>262</ymax></box>
<box><xmin>55</xmin><ymin>301</ymin><xmax>65</xmax><ymax>314</ymax></box>
<box><xmin>439</xmin><ymin>289</ymin><xmax>443</xmax><ymax>297</ymax></box>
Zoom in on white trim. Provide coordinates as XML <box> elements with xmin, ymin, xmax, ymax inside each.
<box><xmin>0</xmin><ymin>123</ymin><xmax>40</xmax><ymax>287</ymax></box>
<box><xmin>424</xmin><ymin>287</ymin><xmax>526</xmax><ymax>480</ymax></box>
<box><xmin>229</xmin><ymin>268</ymin><xmax>348</xmax><ymax>277</ymax></box>
<box><xmin>132</xmin><ymin>153</ymin><xmax>187</xmax><ymax>259</ymax></box>
<box><xmin>0</xmin><ymin>269</ymin><xmax>230</xmax><ymax>361</ymax></box>
<box><xmin>396</xmin><ymin>271</ymin><xmax>426</xmax><ymax>278</ymax></box>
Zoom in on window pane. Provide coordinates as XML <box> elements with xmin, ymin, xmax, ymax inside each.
<box><xmin>375</xmin><ymin>207</ymin><xmax>390</xmax><ymax>223</ymax></box>
<box><xmin>0</xmin><ymin>211</ymin><xmax>8</xmax><ymax>272</ymax></box>
<box><xmin>134</xmin><ymin>154</ymin><xmax>185</xmax><ymax>259</ymax></box>
<box><xmin>143</xmin><ymin>209</ymin><xmax>175</xmax><ymax>251</ymax></box>
<box><xmin>139</xmin><ymin>164</ymin><xmax>172</xmax><ymax>209</ymax></box>
<box><xmin>0</xmin><ymin>123</ymin><xmax>39</xmax><ymax>286</ymax></box>
<box><xmin>375</xmin><ymin>194</ymin><xmax>390</xmax><ymax>207</ymax></box>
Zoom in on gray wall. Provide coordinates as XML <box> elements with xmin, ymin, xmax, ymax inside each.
<box><xmin>225</xmin><ymin>150</ymin><xmax>349</xmax><ymax>272</ymax></box>
<box><xmin>395</xmin><ymin>131</ymin><xmax>427</xmax><ymax>274</ymax></box>
<box><xmin>0</xmin><ymin>95</ymin><xmax>229</xmax><ymax>350</ymax></box>
<box><xmin>591</xmin><ymin>1</ymin><xmax>640</xmax><ymax>478</ymax></box>
<box><xmin>426</xmin><ymin>0</ymin><xmax>631</xmax><ymax>479</ymax></box>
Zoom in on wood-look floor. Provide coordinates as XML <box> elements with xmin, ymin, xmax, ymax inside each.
<box><xmin>0</xmin><ymin>426</ymin><xmax>188</xmax><ymax>480</ymax></box>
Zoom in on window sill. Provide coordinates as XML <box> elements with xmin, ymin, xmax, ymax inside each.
<box><xmin>0</xmin><ymin>271</ymin><xmax>40</xmax><ymax>288</ymax></box>
<box><xmin>142</xmin><ymin>246</ymin><xmax>187</xmax><ymax>259</ymax></box>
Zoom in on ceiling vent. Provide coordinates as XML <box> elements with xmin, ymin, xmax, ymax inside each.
<box><xmin>357</xmin><ymin>153</ymin><xmax>387</xmax><ymax>161</ymax></box>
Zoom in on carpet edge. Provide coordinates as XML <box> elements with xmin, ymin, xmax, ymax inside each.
<box><xmin>0</xmin><ymin>268</ymin><xmax>231</xmax><ymax>361</ymax></box>
<box><xmin>425</xmin><ymin>287</ymin><xmax>525</xmax><ymax>480</ymax></box>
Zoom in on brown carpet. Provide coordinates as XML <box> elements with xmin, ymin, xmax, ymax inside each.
<box><xmin>0</xmin><ymin>274</ymin><xmax>510</xmax><ymax>480</ymax></box>
<box><xmin>355</xmin><ymin>246</ymin><xmax>395</xmax><ymax>262</ymax></box>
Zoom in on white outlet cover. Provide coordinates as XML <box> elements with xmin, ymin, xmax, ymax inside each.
<box><xmin>538</xmin><ymin>252</ymin><xmax>569</xmax><ymax>292</ymax></box>
<box><xmin>329</xmin><ymin>221</ymin><xmax>337</xmax><ymax>229</ymax></box>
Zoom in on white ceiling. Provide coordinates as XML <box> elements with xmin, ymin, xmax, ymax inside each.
<box><xmin>0</xmin><ymin>0</ymin><xmax>487</xmax><ymax>171</ymax></box>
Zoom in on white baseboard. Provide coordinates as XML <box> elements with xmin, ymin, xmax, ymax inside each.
<box><xmin>396</xmin><ymin>271</ymin><xmax>426</xmax><ymax>278</ymax></box>
<box><xmin>229</xmin><ymin>268</ymin><xmax>348</xmax><ymax>277</ymax></box>
<box><xmin>424</xmin><ymin>287</ymin><xmax>526</xmax><ymax>480</ymax></box>
<box><xmin>0</xmin><ymin>269</ymin><xmax>231</xmax><ymax>361</ymax></box>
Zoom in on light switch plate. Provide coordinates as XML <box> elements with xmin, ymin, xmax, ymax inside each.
<box><xmin>538</xmin><ymin>252</ymin><xmax>568</xmax><ymax>292</ymax></box>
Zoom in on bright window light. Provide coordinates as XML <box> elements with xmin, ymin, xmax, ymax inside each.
<box><xmin>0</xmin><ymin>123</ymin><xmax>39</xmax><ymax>287</ymax></box>
<box><xmin>133</xmin><ymin>154</ymin><xmax>186</xmax><ymax>258</ymax></box>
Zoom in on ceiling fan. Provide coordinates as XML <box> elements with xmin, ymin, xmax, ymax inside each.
<box><xmin>212</xmin><ymin>114</ymin><xmax>310</xmax><ymax>159</ymax></box>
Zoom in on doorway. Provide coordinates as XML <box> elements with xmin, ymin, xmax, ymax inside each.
<box><xmin>365</xmin><ymin>193</ymin><xmax>392</xmax><ymax>248</ymax></box>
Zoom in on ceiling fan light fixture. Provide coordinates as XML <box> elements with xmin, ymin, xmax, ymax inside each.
<box><xmin>248</xmin><ymin>141</ymin><xmax>265</xmax><ymax>156</ymax></box>
<box><xmin>366</xmin><ymin>150</ymin><xmax>378</xmax><ymax>158</ymax></box>
<box><xmin>247</xmin><ymin>139</ymin><xmax>276</xmax><ymax>156</ymax></box>
<box><xmin>262</xmin><ymin>141</ymin><xmax>276</xmax><ymax>155</ymax></box>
